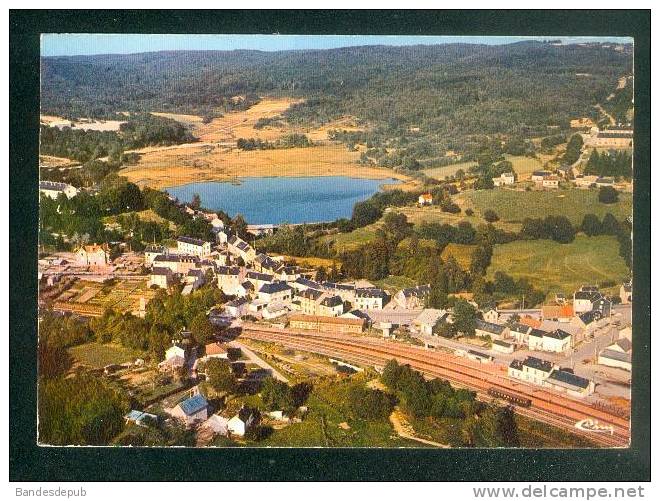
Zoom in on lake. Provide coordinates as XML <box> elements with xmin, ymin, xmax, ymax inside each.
<box><xmin>165</xmin><ymin>176</ymin><xmax>397</xmax><ymax>225</ymax></box>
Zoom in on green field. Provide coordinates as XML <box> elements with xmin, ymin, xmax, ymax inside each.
<box><xmin>423</xmin><ymin>155</ymin><xmax>543</xmax><ymax>181</ymax></box>
<box><xmin>395</xmin><ymin>205</ymin><xmax>521</xmax><ymax>232</ymax></box>
<box><xmin>69</xmin><ymin>342</ymin><xmax>144</xmax><ymax>368</ymax></box>
<box><xmin>373</xmin><ymin>275</ymin><xmax>417</xmax><ymax>293</ymax></box>
<box><xmin>461</xmin><ymin>188</ymin><xmax>632</xmax><ymax>225</ymax></box>
<box><xmin>487</xmin><ymin>235</ymin><xmax>628</xmax><ymax>294</ymax></box>
<box><xmin>321</xmin><ymin>222</ymin><xmax>382</xmax><ymax>252</ymax></box>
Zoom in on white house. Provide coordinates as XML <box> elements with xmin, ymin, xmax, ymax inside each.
<box><xmin>508</xmin><ymin>356</ymin><xmax>555</xmax><ymax>386</ymax></box>
<box><xmin>491</xmin><ymin>340</ymin><xmax>515</xmax><ymax>354</ymax></box>
<box><xmin>474</xmin><ymin>319</ymin><xmax>509</xmax><ymax>341</ymax></box>
<box><xmin>482</xmin><ymin>308</ymin><xmax>500</xmax><ymax>324</ymax></box>
<box><xmin>531</xmin><ymin>170</ymin><xmax>552</xmax><ymax>183</ymax></box>
<box><xmin>201</xmin><ymin>414</ymin><xmax>229</xmax><ymax>436</ymax></box>
<box><xmin>153</xmin><ymin>254</ymin><xmax>199</xmax><ymax>275</ymax></box>
<box><xmin>418</xmin><ymin>193</ymin><xmax>433</xmax><ymax>205</ymax></box>
<box><xmin>225</xmin><ymin>297</ymin><xmax>249</xmax><ymax>318</ymax></box>
<box><xmin>413</xmin><ymin>308</ymin><xmax>449</xmax><ymax>336</ymax></box>
<box><xmin>598</xmin><ymin>338</ymin><xmax>632</xmax><ymax>371</ymax></box>
<box><xmin>246</xmin><ymin>271</ymin><xmax>274</xmax><ymax>291</ymax></box>
<box><xmin>217</xmin><ymin>266</ymin><xmax>243</xmax><ymax>295</ymax></box>
<box><xmin>75</xmin><ymin>243</ymin><xmax>110</xmax><ymax>267</ymax></box>
<box><xmin>258</xmin><ymin>282</ymin><xmax>292</xmax><ymax>303</ymax></box>
<box><xmin>228</xmin><ymin>235</ymin><xmax>256</xmax><ymax>263</ymax></box>
<box><xmin>542</xmin><ymin>176</ymin><xmax>560</xmax><ymax>189</ymax></box>
<box><xmin>541</xmin><ymin>329</ymin><xmax>572</xmax><ymax>353</ymax></box>
<box><xmin>544</xmin><ymin>369</ymin><xmax>595</xmax><ymax>398</ymax></box>
<box><xmin>318</xmin><ymin>295</ymin><xmax>344</xmax><ymax>317</ymax></box>
<box><xmin>227</xmin><ymin>407</ymin><xmax>258</xmax><ymax>437</ymax></box>
<box><xmin>149</xmin><ymin>267</ymin><xmax>173</xmax><ymax>289</ymax></box>
<box><xmin>354</xmin><ymin>288</ymin><xmax>389</xmax><ymax>310</ymax></box>
<box><xmin>177</xmin><ymin>236</ymin><xmax>212</xmax><ymax>257</ymax></box>
<box><xmin>39</xmin><ymin>180</ymin><xmax>79</xmax><ymax>199</ymax></box>
<box><xmin>169</xmin><ymin>394</ymin><xmax>209</xmax><ymax>426</ymax></box>
<box><xmin>394</xmin><ymin>285</ymin><xmax>431</xmax><ymax>309</ymax></box>
<box><xmin>492</xmin><ymin>172</ymin><xmax>515</xmax><ymax>187</ymax></box>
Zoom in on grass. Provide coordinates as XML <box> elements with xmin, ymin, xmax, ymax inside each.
<box><xmin>487</xmin><ymin>234</ymin><xmax>629</xmax><ymax>295</ymax></box>
<box><xmin>254</xmin><ymin>375</ymin><xmax>421</xmax><ymax>448</ymax></box>
<box><xmin>422</xmin><ymin>155</ymin><xmax>543</xmax><ymax>181</ymax></box>
<box><xmin>62</xmin><ymin>279</ymin><xmax>157</xmax><ymax>314</ymax></box>
<box><xmin>321</xmin><ymin>223</ymin><xmax>382</xmax><ymax>252</ymax></box>
<box><xmin>278</xmin><ymin>255</ymin><xmax>340</xmax><ymax>269</ymax></box>
<box><xmin>395</xmin><ymin>206</ymin><xmax>521</xmax><ymax>232</ymax></box>
<box><xmin>440</xmin><ymin>243</ymin><xmax>477</xmax><ymax>270</ymax></box>
<box><xmin>461</xmin><ymin>188</ymin><xmax>632</xmax><ymax>226</ymax></box>
<box><xmin>373</xmin><ymin>275</ymin><xmax>417</xmax><ymax>293</ymax></box>
<box><xmin>69</xmin><ymin>342</ymin><xmax>143</xmax><ymax>369</ymax></box>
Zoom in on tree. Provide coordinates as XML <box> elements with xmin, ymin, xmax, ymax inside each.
<box><xmin>599</xmin><ymin>186</ymin><xmax>619</xmax><ymax>204</ymax></box>
<box><xmin>581</xmin><ymin>214</ymin><xmax>602</xmax><ymax>236</ymax></box>
<box><xmin>190</xmin><ymin>312</ymin><xmax>215</xmax><ymax>346</ymax></box>
<box><xmin>204</xmin><ymin>358</ymin><xmax>237</xmax><ymax>394</ymax></box>
<box><xmin>260</xmin><ymin>378</ymin><xmax>296</xmax><ymax>413</ymax></box>
<box><xmin>347</xmin><ymin>384</ymin><xmax>394</xmax><ymax>420</ymax></box>
<box><xmin>381</xmin><ymin>211</ymin><xmax>413</xmax><ymax>244</ymax></box>
<box><xmin>483</xmin><ymin>210</ymin><xmax>499</xmax><ymax>223</ymax></box>
<box><xmin>563</xmin><ymin>133</ymin><xmax>584</xmax><ymax>165</ymax></box>
<box><xmin>190</xmin><ymin>193</ymin><xmax>202</xmax><ymax>210</ymax></box>
<box><xmin>452</xmin><ymin>299</ymin><xmax>478</xmax><ymax>336</ymax></box>
<box><xmin>601</xmin><ymin>213</ymin><xmax>621</xmax><ymax>235</ymax></box>
<box><xmin>351</xmin><ymin>201</ymin><xmax>382</xmax><ymax>228</ymax></box>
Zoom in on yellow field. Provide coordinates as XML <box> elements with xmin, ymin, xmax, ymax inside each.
<box><xmin>39</xmin><ymin>155</ymin><xmax>81</xmax><ymax>168</ymax></box>
<box><xmin>440</xmin><ymin>243</ymin><xmax>477</xmax><ymax>270</ymax></box>
<box><xmin>120</xmin><ymin>143</ymin><xmax>410</xmax><ymax>189</ymax></box>
<box><xmin>278</xmin><ymin>255</ymin><xmax>340</xmax><ymax>269</ymax></box>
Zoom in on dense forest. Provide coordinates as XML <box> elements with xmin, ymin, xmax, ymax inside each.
<box><xmin>42</xmin><ymin>42</ymin><xmax>632</xmax><ymax>160</ymax></box>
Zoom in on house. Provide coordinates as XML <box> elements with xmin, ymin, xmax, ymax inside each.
<box><xmin>394</xmin><ymin>285</ymin><xmax>431</xmax><ymax>309</ymax></box>
<box><xmin>354</xmin><ymin>288</ymin><xmax>389</xmax><ymax>310</ymax></box>
<box><xmin>541</xmin><ymin>304</ymin><xmax>574</xmax><ymax>322</ymax></box>
<box><xmin>274</xmin><ymin>265</ymin><xmax>301</xmax><ymax>282</ymax></box>
<box><xmin>297</xmin><ymin>288</ymin><xmax>324</xmax><ymax>315</ymax></box>
<box><xmin>413</xmin><ymin>308</ymin><xmax>449</xmax><ymax>336</ymax></box>
<box><xmin>541</xmin><ymin>329</ymin><xmax>572</xmax><ymax>353</ymax></box>
<box><xmin>76</xmin><ymin>243</ymin><xmax>110</xmax><ymax>267</ymax></box>
<box><xmin>620</xmin><ymin>283</ymin><xmax>632</xmax><ymax>304</ymax></box>
<box><xmin>318</xmin><ymin>295</ymin><xmax>344</xmax><ymax>317</ymax></box>
<box><xmin>584</xmin><ymin>126</ymin><xmax>633</xmax><ymax>149</ymax></box>
<box><xmin>258</xmin><ymin>282</ymin><xmax>292</xmax><ymax>303</ymax></box>
<box><xmin>182</xmin><ymin>268</ymin><xmax>205</xmax><ymax>293</ymax></box>
<box><xmin>253</xmin><ymin>253</ymin><xmax>281</xmax><ymax>274</ymax></box>
<box><xmin>340</xmin><ymin>310</ymin><xmax>372</xmax><ymax>324</ymax></box>
<box><xmin>149</xmin><ymin>267</ymin><xmax>173</xmax><ymax>289</ymax></box>
<box><xmin>144</xmin><ymin>245</ymin><xmax>167</xmax><ymax>267</ymax></box>
<box><xmin>216</xmin><ymin>266</ymin><xmax>243</xmax><ymax>295</ymax></box>
<box><xmin>544</xmin><ymin>369</ymin><xmax>595</xmax><ymax>397</ymax></box>
<box><xmin>169</xmin><ymin>394</ymin><xmax>209</xmax><ymax>426</ymax></box>
<box><xmin>204</xmin><ymin>342</ymin><xmax>228</xmax><ymax>359</ymax></box>
<box><xmin>418</xmin><ymin>193</ymin><xmax>433</xmax><ymax>205</ymax></box>
<box><xmin>482</xmin><ymin>308</ymin><xmax>500</xmax><ymax>324</ymax></box>
<box><xmin>542</xmin><ymin>176</ymin><xmax>560</xmax><ymax>189</ymax></box>
<box><xmin>246</xmin><ymin>271</ymin><xmax>274</xmax><ymax>291</ymax></box>
<box><xmin>508</xmin><ymin>356</ymin><xmax>555</xmax><ymax>385</ymax></box>
<box><xmin>491</xmin><ymin>340</ymin><xmax>515</xmax><ymax>354</ymax></box>
<box><xmin>289</xmin><ymin>314</ymin><xmax>365</xmax><ymax>334</ymax></box>
<box><xmin>573</xmin><ymin>175</ymin><xmax>599</xmax><ymax>188</ymax></box>
<box><xmin>320</xmin><ymin>282</ymin><xmax>357</xmax><ymax>302</ymax></box>
<box><xmin>474</xmin><ymin>319</ymin><xmax>509</xmax><ymax>341</ymax></box>
<box><xmin>124</xmin><ymin>410</ymin><xmax>158</xmax><ymax>427</ymax></box>
<box><xmin>290</xmin><ymin>277</ymin><xmax>322</xmax><ymax>293</ymax></box>
<box><xmin>201</xmin><ymin>414</ymin><xmax>229</xmax><ymax>436</ymax></box>
<box><xmin>519</xmin><ymin>315</ymin><xmax>543</xmax><ymax>329</ymax></box>
<box><xmin>598</xmin><ymin>338</ymin><xmax>632</xmax><ymax>371</ymax></box>
<box><xmin>247</xmin><ymin>224</ymin><xmax>276</xmax><ymax>237</ymax></box>
<box><xmin>263</xmin><ymin>301</ymin><xmax>290</xmax><ymax>320</ymax></box>
<box><xmin>153</xmin><ymin>254</ymin><xmax>200</xmax><ymax>275</ymax></box>
<box><xmin>573</xmin><ymin>287</ymin><xmax>611</xmax><ymax>314</ymax></box>
<box><xmin>527</xmin><ymin>328</ymin><xmax>546</xmax><ymax>351</ymax></box>
<box><xmin>176</xmin><ymin>236</ymin><xmax>212</xmax><ymax>257</ymax></box>
<box><xmin>228</xmin><ymin>235</ymin><xmax>256</xmax><ymax>263</ymax></box>
<box><xmin>531</xmin><ymin>170</ymin><xmax>552</xmax><ymax>183</ymax></box>
<box><xmin>227</xmin><ymin>406</ymin><xmax>259</xmax><ymax>437</ymax></box>
<box><xmin>508</xmin><ymin>323</ymin><xmax>533</xmax><ymax>344</ymax></box>
<box><xmin>492</xmin><ymin>172</ymin><xmax>515</xmax><ymax>187</ymax></box>
<box><xmin>39</xmin><ymin>180</ymin><xmax>79</xmax><ymax>199</ymax></box>
<box><xmin>572</xmin><ymin>310</ymin><xmax>604</xmax><ymax>331</ymax></box>
<box><xmin>225</xmin><ymin>297</ymin><xmax>249</xmax><ymax>318</ymax></box>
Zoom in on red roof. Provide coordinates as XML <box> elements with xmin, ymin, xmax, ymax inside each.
<box><xmin>205</xmin><ymin>342</ymin><xmax>228</xmax><ymax>356</ymax></box>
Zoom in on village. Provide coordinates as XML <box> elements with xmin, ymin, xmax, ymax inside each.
<box><xmin>37</xmin><ymin>182</ymin><xmax>633</xmax><ymax>445</ymax></box>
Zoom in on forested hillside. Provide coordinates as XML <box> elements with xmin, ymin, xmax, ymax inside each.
<box><xmin>41</xmin><ymin>41</ymin><xmax>632</xmax><ymax>159</ymax></box>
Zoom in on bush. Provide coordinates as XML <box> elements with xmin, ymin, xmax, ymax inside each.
<box><xmin>599</xmin><ymin>186</ymin><xmax>619</xmax><ymax>204</ymax></box>
<box><xmin>465</xmin><ymin>208</ymin><xmax>474</xmax><ymax>217</ymax></box>
<box><xmin>347</xmin><ymin>384</ymin><xmax>394</xmax><ymax>420</ymax></box>
<box><xmin>483</xmin><ymin>209</ymin><xmax>499</xmax><ymax>223</ymax></box>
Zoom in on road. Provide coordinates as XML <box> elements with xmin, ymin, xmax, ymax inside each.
<box><xmin>227</xmin><ymin>339</ymin><xmax>289</xmax><ymax>383</ymax></box>
<box><xmin>238</xmin><ymin>324</ymin><xmax>630</xmax><ymax>447</ymax></box>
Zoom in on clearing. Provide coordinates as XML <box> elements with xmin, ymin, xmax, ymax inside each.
<box><xmin>440</xmin><ymin>243</ymin><xmax>477</xmax><ymax>271</ymax></box>
<box><xmin>487</xmin><ymin>234</ymin><xmax>628</xmax><ymax>294</ymax></box>
<box><xmin>423</xmin><ymin>155</ymin><xmax>544</xmax><ymax>181</ymax></box>
<box><xmin>69</xmin><ymin>342</ymin><xmax>143</xmax><ymax>369</ymax></box>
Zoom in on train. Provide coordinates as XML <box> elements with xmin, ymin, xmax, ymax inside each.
<box><xmin>487</xmin><ymin>387</ymin><xmax>533</xmax><ymax>407</ymax></box>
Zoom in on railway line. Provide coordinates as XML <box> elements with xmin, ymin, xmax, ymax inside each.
<box><xmin>239</xmin><ymin>325</ymin><xmax>630</xmax><ymax>448</ymax></box>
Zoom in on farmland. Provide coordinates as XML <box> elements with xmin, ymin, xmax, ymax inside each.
<box><xmin>422</xmin><ymin>154</ymin><xmax>544</xmax><ymax>181</ymax></box>
<box><xmin>53</xmin><ymin>279</ymin><xmax>156</xmax><ymax>315</ymax></box>
<box><xmin>69</xmin><ymin>342</ymin><xmax>143</xmax><ymax>369</ymax></box>
<box><xmin>461</xmin><ymin>188</ymin><xmax>632</xmax><ymax>225</ymax></box>
<box><xmin>487</xmin><ymin>234</ymin><xmax>628</xmax><ymax>294</ymax></box>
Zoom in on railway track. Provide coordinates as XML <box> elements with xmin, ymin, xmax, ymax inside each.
<box><xmin>240</xmin><ymin>325</ymin><xmax>630</xmax><ymax>447</ymax></box>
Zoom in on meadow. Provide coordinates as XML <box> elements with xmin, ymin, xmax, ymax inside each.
<box><xmin>69</xmin><ymin>342</ymin><xmax>143</xmax><ymax>369</ymax></box>
<box><xmin>487</xmin><ymin>234</ymin><xmax>628</xmax><ymax>294</ymax></box>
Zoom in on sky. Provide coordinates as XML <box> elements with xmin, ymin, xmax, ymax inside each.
<box><xmin>40</xmin><ymin>34</ymin><xmax>633</xmax><ymax>57</ymax></box>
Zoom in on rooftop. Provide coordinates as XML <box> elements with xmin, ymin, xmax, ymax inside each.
<box><xmin>177</xmin><ymin>236</ymin><xmax>208</xmax><ymax>246</ymax></box>
<box><xmin>178</xmin><ymin>394</ymin><xmax>209</xmax><ymax>416</ymax></box>
<box><xmin>546</xmin><ymin>369</ymin><xmax>591</xmax><ymax>390</ymax></box>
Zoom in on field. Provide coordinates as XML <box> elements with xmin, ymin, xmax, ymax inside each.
<box><xmin>440</xmin><ymin>243</ymin><xmax>477</xmax><ymax>270</ymax></box>
<box><xmin>277</xmin><ymin>255</ymin><xmax>340</xmax><ymax>269</ymax></box>
<box><xmin>120</xmin><ymin>143</ymin><xmax>408</xmax><ymax>189</ymax></box>
<box><xmin>55</xmin><ymin>279</ymin><xmax>156</xmax><ymax>314</ymax></box>
<box><xmin>69</xmin><ymin>342</ymin><xmax>143</xmax><ymax>369</ymax></box>
<box><xmin>422</xmin><ymin>155</ymin><xmax>544</xmax><ymax>181</ymax></box>
<box><xmin>40</xmin><ymin>114</ymin><xmax>126</xmax><ymax>131</ymax></box>
<box><xmin>461</xmin><ymin>188</ymin><xmax>633</xmax><ymax>225</ymax></box>
<box><xmin>373</xmin><ymin>275</ymin><xmax>417</xmax><ymax>293</ymax></box>
<box><xmin>487</xmin><ymin>235</ymin><xmax>628</xmax><ymax>294</ymax></box>
<box><xmin>39</xmin><ymin>155</ymin><xmax>81</xmax><ymax>168</ymax></box>
<box><xmin>395</xmin><ymin>205</ymin><xmax>521</xmax><ymax>232</ymax></box>
<box><xmin>320</xmin><ymin>223</ymin><xmax>383</xmax><ymax>252</ymax></box>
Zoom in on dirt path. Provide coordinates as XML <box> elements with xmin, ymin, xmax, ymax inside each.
<box><xmin>389</xmin><ymin>407</ymin><xmax>449</xmax><ymax>448</ymax></box>
<box><xmin>228</xmin><ymin>340</ymin><xmax>289</xmax><ymax>383</ymax></box>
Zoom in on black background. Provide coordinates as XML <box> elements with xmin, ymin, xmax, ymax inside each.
<box><xmin>9</xmin><ymin>9</ymin><xmax>651</xmax><ymax>481</ymax></box>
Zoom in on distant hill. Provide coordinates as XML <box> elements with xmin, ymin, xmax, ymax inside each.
<box><xmin>41</xmin><ymin>42</ymin><xmax>633</xmax><ymax>158</ymax></box>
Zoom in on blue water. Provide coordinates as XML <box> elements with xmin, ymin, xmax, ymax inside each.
<box><xmin>165</xmin><ymin>176</ymin><xmax>397</xmax><ymax>225</ymax></box>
